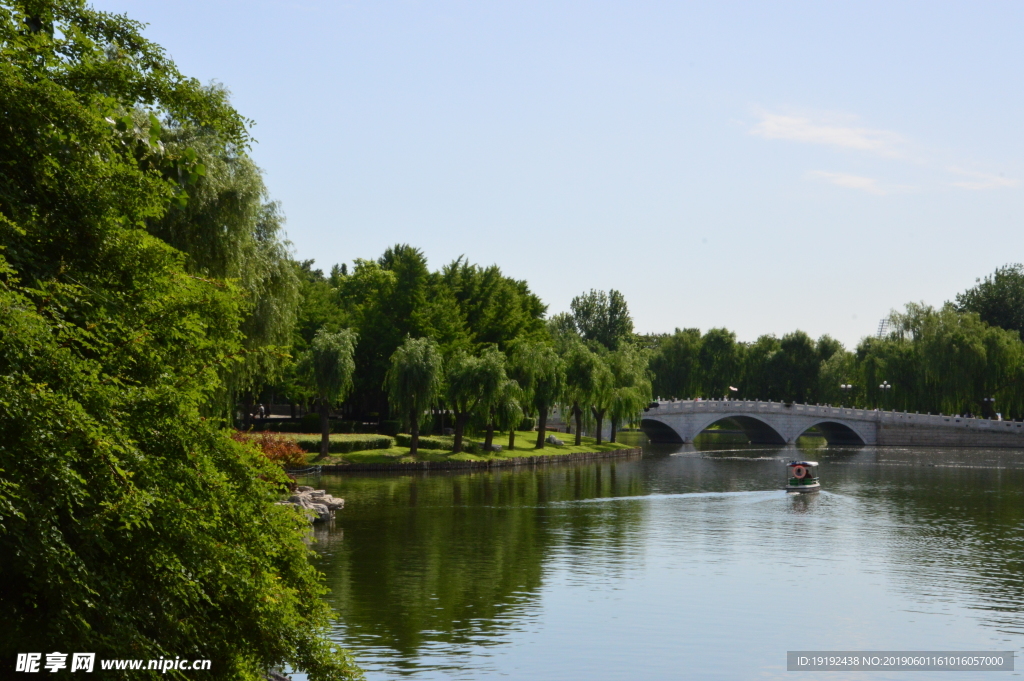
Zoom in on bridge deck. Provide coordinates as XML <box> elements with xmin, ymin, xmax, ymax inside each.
<box><xmin>642</xmin><ymin>399</ymin><xmax>1024</xmax><ymax>447</ymax></box>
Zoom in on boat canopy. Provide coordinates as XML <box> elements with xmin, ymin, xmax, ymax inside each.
<box><xmin>787</xmin><ymin>461</ymin><xmax>818</xmax><ymax>468</ymax></box>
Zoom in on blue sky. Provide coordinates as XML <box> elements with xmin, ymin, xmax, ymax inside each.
<box><xmin>94</xmin><ymin>1</ymin><xmax>1024</xmax><ymax>348</ymax></box>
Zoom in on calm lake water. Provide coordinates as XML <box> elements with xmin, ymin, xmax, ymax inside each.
<box><xmin>294</xmin><ymin>436</ymin><xmax>1024</xmax><ymax>680</ymax></box>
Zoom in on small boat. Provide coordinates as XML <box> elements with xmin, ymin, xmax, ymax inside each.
<box><xmin>786</xmin><ymin>461</ymin><xmax>820</xmax><ymax>493</ymax></box>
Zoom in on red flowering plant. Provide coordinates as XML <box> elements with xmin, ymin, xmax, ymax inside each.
<box><xmin>231</xmin><ymin>431</ymin><xmax>309</xmax><ymax>468</ymax></box>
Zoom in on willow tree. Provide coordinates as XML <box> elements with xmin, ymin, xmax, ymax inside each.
<box><xmin>308</xmin><ymin>329</ymin><xmax>358</xmax><ymax>456</ymax></box>
<box><xmin>510</xmin><ymin>342</ymin><xmax>565</xmax><ymax>449</ymax></box>
<box><xmin>562</xmin><ymin>342</ymin><xmax>605</xmax><ymax>446</ymax></box>
<box><xmin>859</xmin><ymin>303</ymin><xmax>1024</xmax><ymax>416</ymax></box>
<box><xmin>444</xmin><ymin>346</ymin><xmax>507</xmax><ymax>453</ymax></box>
<box><xmin>0</xmin><ymin>2</ymin><xmax>359</xmax><ymax>677</ymax></box>
<box><xmin>698</xmin><ymin>328</ymin><xmax>741</xmax><ymax>398</ymax></box>
<box><xmin>608</xmin><ymin>346</ymin><xmax>653</xmax><ymax>443</ymax></box>
<box><xmin>586</xmin><ymin>354</ymin><xmax>615</xmax><ymax>445</ymax></box>
<box><xmin>386</xmin><ymin>337</ymin><xmax>444</xmax><ymax>455</ymax></box>
<box><xmin>649</xmin><ymin>328</ymin><xmax>702</xmax><ymax>399</ymax></box>
<box><xmin>150</xmin><ymin>117</ymin><xmax>300</xmax><ymax>419</ymax></box>
<box><xmin>485</xmin><ymin>379</ymin><xmax>523</xmax><ymax>451</ymax></box>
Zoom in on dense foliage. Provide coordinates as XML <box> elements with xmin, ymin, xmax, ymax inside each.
<box><xmin>0</xmin><ymin>1</ymin><xmax>359</xmax><ymax>677</ymax></box>
<box><xmin>955</xmin><ymin>264</ymin><xmax>1024</xmax><ymax>341</ymax></box>
<box><xmin>385</xmin><ymin>337</ymin><xmax>443</xmax><ymax>455</ymax></box>
<box><xmin>648</xmin><ymin>283</ymin><xmax>1024</xmax><ymax>419</ymax></box>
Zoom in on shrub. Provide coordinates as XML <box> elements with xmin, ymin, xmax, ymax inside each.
<box><xmin>293</xmin><ymin>435</ymin><xmax>394</xmax><ymax>454</ymax></box>
<box><xmin>395</xmin><ymin>434</ymin><xmax>454</xmax><ymax>451</ymax></box>
<box><xmin>231</xmin><ymin>431</ymin><xmax>308</xmax><ymax>467</ymax></box>
<box><xmin>258</xmin><ymin>419</ymin><xmax>362</xmax><ymax>434</ymax></box>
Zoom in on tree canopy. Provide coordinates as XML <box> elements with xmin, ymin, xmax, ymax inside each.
<box><xmin>568</xmin><ymin>289</ymin><xmax>634</xmax><ymax>350</ymax></box>
<box><xmin>308</xmin><ymin>328</ymin><xmax>358</xmax><ymax>455</ymax></box>
<box><xmin>0</xmin><ymin>2</ymin><xmax>359</xmax><ymax>677</ymax></box>
<box><xmin>955</xmin><ymin>263</ymin><xmax>1024</xmax><ymax>341</ymax></box>
<box><xmin>386</xmin><ymin>337</ymin><xmax>444</xmax><ymax>455</ymax></box>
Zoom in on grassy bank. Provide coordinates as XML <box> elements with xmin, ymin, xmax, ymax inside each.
<box><xmin>280</xmin><ymin>431</ymin><xmax>636</xmax><ymax>465</ymax></box>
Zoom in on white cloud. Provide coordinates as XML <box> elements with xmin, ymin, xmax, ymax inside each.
<box><xmin>946</xmin><ymin>167</ymin><xmax>1017</xmax><ymax>190</ymax></box>
<box><xmin>752</xmin><ymin>109</ymin><xmax>1017</xmax><ymax>194</ymax></box>
<box><xmin>806</xmin><ymin>171</ymin><xmax>888</xmax><ymax>195</ymax></box>
<box><xmin>751</xmin><ymin>113</ymin><xmax>905</xmax><ymax>158</ymax></box>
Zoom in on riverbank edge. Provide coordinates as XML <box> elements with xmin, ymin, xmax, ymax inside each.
<box><xmin>297</xmin><ymin>446</ymin><xmax>643</xmax><ymax>472</ymax></box>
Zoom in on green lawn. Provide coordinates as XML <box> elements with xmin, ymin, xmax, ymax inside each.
<box><xmin>292</xmin><ymin>430</ymin><xmax>636</xmax><ymax>465</ymax></box>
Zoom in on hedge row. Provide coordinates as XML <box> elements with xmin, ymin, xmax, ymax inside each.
<box><xmin>255</xmin><ymin>418</ymin><xmax>375</xmax><ymax>434</ymax></box>
<box><xmin>293</xmin><ymin>435</ymin><xmax>395</xmax><ymax>454</ymax></box>
<box><xmin>392</xmin><ymin>434</ymin><xmax>494</xmax><ymax>453</ymax></box>
<box><xmin>394</xmin><ymin>434</ymin><xmax>457</xmax><ymax>451</ymax></box>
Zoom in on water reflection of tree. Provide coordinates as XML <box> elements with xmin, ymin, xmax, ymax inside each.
<box><xmin>310</xmin><ymin>462</ymin><xmax>647</xmax><ymax>660</ymax></box>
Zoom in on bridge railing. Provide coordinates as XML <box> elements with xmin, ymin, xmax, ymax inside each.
<box><xmin>645</xmin><ymin>399</ymin><xmax>1024</xmax><ymax>432</ymax></box>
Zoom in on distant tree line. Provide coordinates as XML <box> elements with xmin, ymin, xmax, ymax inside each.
<box><xmin>275</xmin><ymin>266</ymin><xmax>654</xmax><ymax>453</ymax></box>
<box><xmin>646</xmin><ymin>265</ymin><xmax>1024</xmax><ymax>420</ymax></box>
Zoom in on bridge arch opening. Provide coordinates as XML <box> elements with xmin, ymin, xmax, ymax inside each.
<box><xmin>801</xmin><ymin>421</ymin><xmax>866</xmax><ymax>446</ymax></box>
<box><xmin>704</xmin><ymin>416</ymin><xmax>787</xmax><ymax>445</ymax></box>
<box><xmin>640</xmin><ymin>419</ymin><xmax>684</xmax><ymax>444</ymax></box>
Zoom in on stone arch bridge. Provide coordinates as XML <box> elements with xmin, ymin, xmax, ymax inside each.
<box><xmin>641</xmin><ymin>399</ymin><xmax>1024</xmax><ymax>448</ymax></box>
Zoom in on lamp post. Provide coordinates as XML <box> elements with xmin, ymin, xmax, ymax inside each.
<box><xmin>840</xmin><ymin>383</ymin><xmax>853</xmax><ymax>408</ymax></box>
<box><xmin>878</xmin><ymin>381</ymin><xmax>892</xmax><ymax>409</ymax></box>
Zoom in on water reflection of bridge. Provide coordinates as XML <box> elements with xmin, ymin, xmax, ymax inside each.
<box><xmin>641</xmin><ymin>399</ymin><xmax>1024</xmax><ymax>448</ymax></box>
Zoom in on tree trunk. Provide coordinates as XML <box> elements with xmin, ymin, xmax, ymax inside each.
<box><xmin>410</xmin><ymin>408</ymin><xmax>419</xmax><ymax>456</ymax></box>
<box><xmin>535</xmin><ymin>407</ymin><xmax>548</xmax><ymax>448</ymax></box>
<box><xmin>453</xmin><ymin>412</ymin><xmax>467</xmax><ymax>453</ymax></box>
<box><xmin>484</xmin><ymin>413</ymin><xmax>495</xmax><ymax>450</ymax></box>
<box><xmin>610</xmin><ymin>416</ymin><xmax>618</xmax><ymax>443</ymax></box>
<box><xmin>593</xmin><ymin>407</ymin><xmax>605</xmax><ymax>445</ymax></box>
<box><xmin>320</xmin><ymin>399</ymin><xmax>330</xmax><ymax>458</ymax></box>
<box><xmin>508</xmin><ymin>429</ymin><xmax>516</xmax><ymax>450</ymax></box>
<box><xmin>573</xmin><ymin>402</ymin><xmax>583</xmax><ymax>446</ymax></box>
<box><xmin>242</xmin><ymin>392</ymin><xmax>254</xmax><ymax>430</ymax></box>
<box><xmin>290</xmin><ymin>401</ymin><xmax>297</xmax><ymax>420</ymax></box>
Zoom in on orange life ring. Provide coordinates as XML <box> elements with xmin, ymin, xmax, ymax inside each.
<box><xmin>791</xmin><ymin>465</ymin><xmax>807</xmax><ymax>479</ymax></box>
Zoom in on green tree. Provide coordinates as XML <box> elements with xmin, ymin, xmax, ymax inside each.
<box><xmin>441</xmin><ymin>258</ymin><xmax>547</xmax><ymax>349</ymax></box>
<box><xmin>955</xmin><ymin>264</ymin><xmax>1024</xmax><ymax>340</ymax></box>
<box><xmin>649</xmin><ymin>328</ymin><xmax>702</xmax><ymax>399</ymax></box>
<box><xmin>608</xmin><ymin>346</ymin><xmax>653</xmax><ymax>442</ymax></box>
<box><xmin>276</xmin><ymin>261</ymin><xmax>347</xmax><ymax>416</ymax></box>
<box><xmin>339</xmin><ymin>248</ymin><xmax>469</xmax><ymax>420</ymax></box>
<box><xmin>776</xmin><ymin>331</ymin><xmax>819</xmax><ymax>403</ymax></box>
<box><xmin>740</xmin><ymin>334</ymin><xmax>781</xmax><ymax>400</ymax></box>
<box><xmin>817</xmin><ymin>349</ymin><xmax>858</xmax><ymax>406</ymax></box>
<box><xmin>386</xmin><ymin>337</ymin><xmax>444</xmax><ymax>456</ymax></box>
<box><xmin>587</xmin><ymin>354</ymin><xmax>616</xmax><ymax>444</ymax></box>
<box><xmin>308</xmin><ymin>328</ymin><xmax>358</xmax><ymax>456</ymax></box>
<box><xmin>569</xmin><ymin>289</ymin><xmax>635</xmax><ymax>350</ymax></box>
<box><xmin>484</xmin><ymin>378</ymin><xmax>523</xmax><ymax>451</ymax></box>
<box><xmin>149</xmin><ymin>120</ymin><xmax>300</xmax><ymax>414</ymax></box>
<box><xmin>0</xmin><ymin>2</ymin><xmax>359</xmax><ymax>677</ymax></box>
<box><xmin>562</xmin><ymin>342</ymin><xmax>605</xmax><ymax>446</ymax></box>
<box><xmin>444</xmin><ymin>346</ymin><xmax>507</xmax><ymax>453</ymax></box>
<box><xmin>510</xmin><ymin>342</ymin><xmax>566</xmax><ymax>448</ymax></box>
<box><xmin>698</xmin><ymin>328</ymin><xmax>741</xmax><ymax>398</ymax></box>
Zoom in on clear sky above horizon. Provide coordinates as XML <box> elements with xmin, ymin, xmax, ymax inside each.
<box><xmin>94</xmin><ymin>0</ymin><xmax>1024</xmax><ymax>349</ymax></box>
